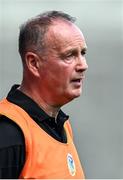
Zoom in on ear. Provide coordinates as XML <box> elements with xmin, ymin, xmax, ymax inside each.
<box><xmin>25</xmin><ymin>52</ymin><xmax>41</xmax><ymax>77</ymax></box>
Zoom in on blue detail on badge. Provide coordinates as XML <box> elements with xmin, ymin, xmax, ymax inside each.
<box><xmin>67</xmin><ymin>153</ymin><xmax>76</xmax><ymax>176</ymax></box>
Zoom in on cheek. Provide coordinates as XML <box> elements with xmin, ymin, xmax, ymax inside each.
<box><xmin>41</xmin><ymin>61</ymin><xmax>73</xmax><ymax>86</ymax></box>
<box><xmin>48</xmin><ymin>64</ymin><xmax>70</xmax><ymax>80</ymax></box>
<box><xmin>58</xmin><ymin>69</ymin><xmax>72</xmax><ymax>85</ymax></box>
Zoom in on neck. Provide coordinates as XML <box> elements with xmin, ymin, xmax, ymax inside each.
<box><xmin>18</xmin><ymin>84</ymin><xmax>60</xmax><ymax>119</ymax></box>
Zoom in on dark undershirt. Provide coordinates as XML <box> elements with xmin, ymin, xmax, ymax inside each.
<box><xmin>0</xmin><ymin>85</ymin><xmax>69</xmax><ymax>178</ymax></box>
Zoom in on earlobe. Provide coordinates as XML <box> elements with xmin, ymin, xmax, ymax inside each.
<box><xmin>25</xmin><ymin>52</ymin><xmax>40</xmax><ymax>77</ymax></box>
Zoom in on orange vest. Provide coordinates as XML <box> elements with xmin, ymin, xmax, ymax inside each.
<box><xmin>0</xmin><ymin>98</ymin><xmax>85</xmax><ymax>179</ymax></box>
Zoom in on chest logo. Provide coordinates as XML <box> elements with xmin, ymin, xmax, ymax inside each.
<box><xmin>67</xmin><ymin>153</ymin><xmax>76</xmax><ymax>176</ymax></box>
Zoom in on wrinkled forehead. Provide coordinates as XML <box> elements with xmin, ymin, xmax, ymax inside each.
<box><xmin>46</xmin><ymin>21</ymin><xmax>86</xmax><ymax>51</ymax></box>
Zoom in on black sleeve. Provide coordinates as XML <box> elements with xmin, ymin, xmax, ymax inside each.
<box><xmin>0</xmin><ymin>116</ymin><xmax>25</xmax><ymax>178</ymax></box>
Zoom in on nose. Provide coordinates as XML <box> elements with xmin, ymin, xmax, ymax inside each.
<box><xmin>75</xmin><ymin>56</ymin><xmax>88</xmax><ymax>72</ymax></box>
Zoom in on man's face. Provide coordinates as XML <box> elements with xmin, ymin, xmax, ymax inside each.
<box><xmin>38</xmin><ymin>21</ymin><xmax>88</xmax><ymax>106</ymax></box>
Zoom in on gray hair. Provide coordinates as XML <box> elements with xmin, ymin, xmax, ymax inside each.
<box><xmin>18</xmin><ymin>10</ymin><xmax>76</xmax><ymax>62</ymax></box>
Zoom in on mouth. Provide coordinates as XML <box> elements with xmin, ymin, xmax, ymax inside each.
<box><xmin>71</xmin><ymin>79</ymin><xmax>81</xmax><ymax>83</ymax></box>
<box><xmin>71</xmin><ymin>77</ymin><xmax>85</xmax><ymax>86</ymax></box>
<box><xmin>71</xmin><ymin>76</ymin><xmax>85</xmax><ymax>82</ymax></box>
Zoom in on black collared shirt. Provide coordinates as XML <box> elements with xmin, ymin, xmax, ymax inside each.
<box><xmin>0</xmin><ymin>85</ymin><xmax>69</xmax><ymax>178</ymax></box>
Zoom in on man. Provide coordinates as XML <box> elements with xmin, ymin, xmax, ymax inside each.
<box><xmin>0</xmin><ymin>11</ymin><xmax>88</xmax><ymax>178</ymax></box>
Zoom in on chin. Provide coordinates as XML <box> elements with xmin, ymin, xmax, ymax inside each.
<box><xmin>73</xmin><ymin>93</ymin><xmax>81</xmax><ymax>99</ymax></box>
<box><xmin>67</xmin><ymin>89</ymin><xmax>82</xmax><ymax>101</ymax></box>
<box><xmin>73</xmin><ymin>89</ymin><xmax>82</xmax><ymax>97</ymax></box>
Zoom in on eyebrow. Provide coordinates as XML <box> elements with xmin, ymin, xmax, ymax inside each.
<box><xmin>81</xmin><ymin>47</ymin><xmax>87</xmax><ymax>52</ymax></box>
<box><xmin>82</xmin><ymin>47</ymin><xmax>87</xmax><ymax>51</ymax></box>
<box><xmin>63</xmin><ymin>46</ymin><xmax>87</xmax><ymax>55</ymax></box>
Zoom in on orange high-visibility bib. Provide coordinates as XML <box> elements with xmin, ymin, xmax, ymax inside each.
<box><xmin>0</xmin><ymin>98</ymin><xmax>85</xmax><ymax>179</ymax></box>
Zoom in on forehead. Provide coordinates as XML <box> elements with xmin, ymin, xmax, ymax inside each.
<box><xmin>46</xmin><ymin>21</ymin><xmax>86</xmax><ymax>52</ymax></box>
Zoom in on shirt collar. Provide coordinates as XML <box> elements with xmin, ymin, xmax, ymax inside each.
<box><xmin>7</xmin><ymin>85</ymin><xmax>69</xmax><ymax>123</ymax></box>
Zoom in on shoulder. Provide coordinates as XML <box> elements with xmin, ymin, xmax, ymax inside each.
<box><xmin>0</xmin><ymin>115</ymin><xmax>25</xmax><ymax>148</ymax></box>
<box><xmin>65</xmin><ymin>120</ymin><xmax>73</xmax><ymax>139</ymax></box>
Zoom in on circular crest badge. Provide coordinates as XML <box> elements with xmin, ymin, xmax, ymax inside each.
<box><xmin>67</xmin><ymin>153</ymin><xmax>76</xmax><ymax>176</ymax></box>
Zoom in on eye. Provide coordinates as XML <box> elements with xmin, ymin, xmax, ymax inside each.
<box><xmin>66</xmin><ymin>53</ymin><xmax>74</xmax><ymax>58</ymax></box>
<box><xmin>62</xmin><ymin>52</ymin><xmax>75</xmax><ymax>62</ymax></box>
<box><xmin>81</xmin><ymin>49</ymin><xmax>87</xmax><ymax>56</ymax></box>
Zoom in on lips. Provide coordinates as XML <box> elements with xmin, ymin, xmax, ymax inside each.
<box><xmin>71</xmin><ymin>79</ymin><xmax>82</xmax><ymax>82</ymax></box>
<box><xmin>71</xmin><ymin>76</ymin><xmax>85</xmax><ymax>83</ymax></box>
